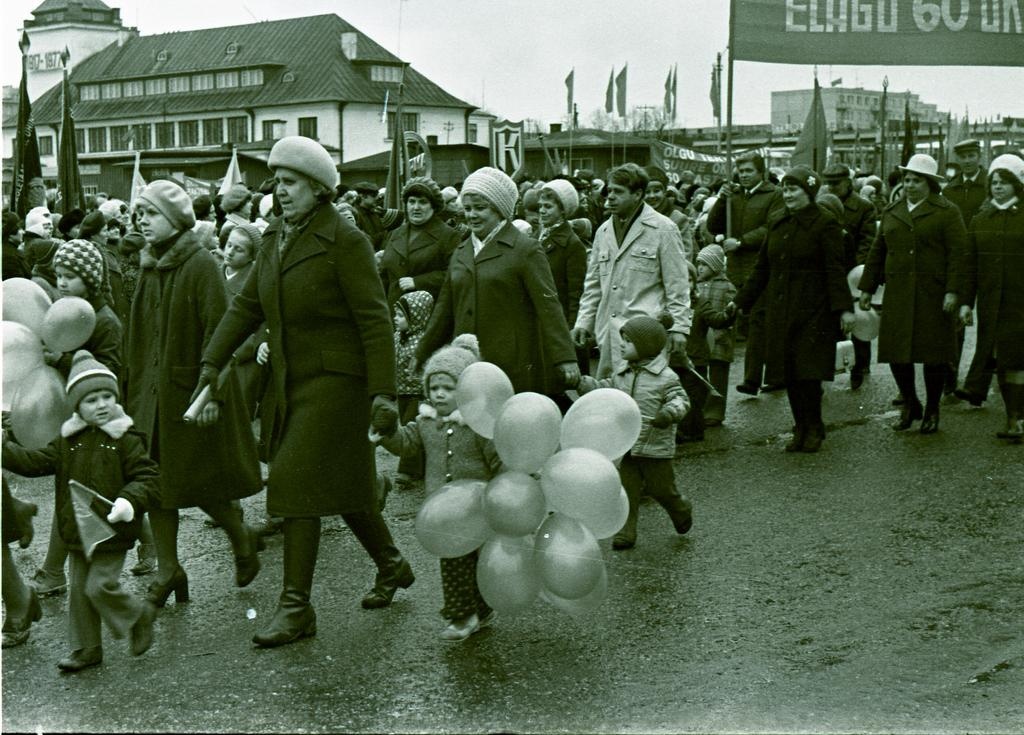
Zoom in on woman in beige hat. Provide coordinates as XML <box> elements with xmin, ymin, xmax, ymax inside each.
<box><xmin>858</xmin><ymin>154</ymin><xmax>967</xmax><ymax>435</ymax></box>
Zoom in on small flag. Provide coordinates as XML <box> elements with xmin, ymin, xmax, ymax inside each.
<box><xmin>130</xmin><ymin>150</ymin><xmax>147</xmax><ymax>209</ymax></box>
<box><xmin>671</xmin><ymin>64</ymin><xmax>678</xmax><ymax>121</ymax></box>
<box><xmin>604</xmin><ymin>68</ymin><xmax>615</xmax><ymax>115</ymax></box>
<box><xmin>218</xmin><ymin>145</ymin><xmax>243</xmax><ymax>195</ymax></box>
<box><xmin>664</xmin><ymin>67</ymin><xmax>673</xmax><ymax>118</ymax></box>
<box><xmin>69</xmin><ymin>480</ymin><xmax>116</xmax><ymax>561</ymax></box>
<box><xmin>830</xmin><ymin>77</ymin><xmax>843</xmax><ymax>87</ymax></box>
<box><xmin>615</xmin><ymin>64</ymin><xmax>628</xmax><ymax>118</ymax></box>
<box><xmin>709</xmin><ymin>57</ymin><xmax>721</xmax><ymax>120</ymax></box>
<box><xmin>381</xmin><ymin>89</ymin><xmax>389</xmax><ymax>125</ymax></box>
<box><xmin>565</xmin><ymin>68</ymin><xmax>574</xmax><ymax>117</ymax></box>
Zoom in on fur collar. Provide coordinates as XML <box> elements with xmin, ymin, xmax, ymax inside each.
<box><xmin>139</xmin><ymin>230</ymin><xmax>203</xmax><ymax>270</ymax></box>
<box><xmin>417</xmin><ymin>403</ymin><xmax>465</xmax><ymax>425</ymax></box>
<box><xmin>61</xmin><ymin>404</ymin><xmax>134</xmax><ymax>439</ymax></box>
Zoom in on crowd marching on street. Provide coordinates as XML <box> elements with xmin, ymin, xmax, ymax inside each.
<box><xmin>2</xmin><ymin>129</ymin><xmax>1023</xmax><ymax>676</ymax></box>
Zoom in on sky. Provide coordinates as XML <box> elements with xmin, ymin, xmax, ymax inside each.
<box><xmin>2</xmin><ymin>0</ymin><xmax>1023</xmax><ymax>130</ymax></box>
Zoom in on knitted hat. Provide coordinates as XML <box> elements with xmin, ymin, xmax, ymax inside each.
<box><xmin>53</xmin><ymin>239</ymin><xmax>106</xmax><ymax>298</ymax></box>
<box><xmin>138</xmin><ymin>180</ymin><xmax>196</xmax><ymax>231</ymax></box>
<box><xmin>461</xmin><ymin>167</ymin><xmax>519</xmax><ymax>220</ymax></box>
<box><xmin>78</xmin><ymin>210</ymin><xmax>107</xmax><ymax>240</ymax></box>
<box><xmin>66</xmin><ymin>349</ymin><xmax>119</xmax><ymax>409</ymax></box>
<box><xmin>268</xmin><ymin>136</ymin><xmax>339</xmax><ymax>191</ymax></box>
<box><xmin>440</xmin><ymin>186</ymin><xmax>459</xmax><ymax>204</ymax></box>
<box><xmin>541</xmin><ymin>179</ymin><xmax>580</xmax><ymax>217</ymax></box>
<box><xmin>402</xmin><ymin>177</ymin><xmax>444</xmax><ymax>211</ymax></box>
<box><xmin>620</xmin><ymin>314</ymin><xmax>673</xmax><ymax>360</ymax></box>
<box><xmin>696</xmin><ymin>244</ymin><xmax>726</xmax><ymax>275</ymax></box>
<box><xmin>781</xmin><ymin>165</ymin><xmax>821</xmax><ymax>200</ymax></box>
<box><xmin>57</xmin><ymin>208</ymin><xmax>85</xmax><ymax>237</ymax></box>
<box><xmin>422</xmin><ymin>333</ymin><xmax>480</xmax><ymax>393</ymax></box>
<box><xmin>24</xmin><ymin>207</ymin><xmax>52</xmax><ymax>237</ymax></box>
<box><xmin>989</xmin><ymin>153</ymin><xmax>1024</xmax><ymax>188</ymax></box>
<box><xmin>220</xmin><ymin>184</ymin><xmax>251</xmax><ymax>213</ymax></box>
<box><xmin>228</xmin><ymin>222</ymin><xmax>263</xmax><ymax>251</ymax></box>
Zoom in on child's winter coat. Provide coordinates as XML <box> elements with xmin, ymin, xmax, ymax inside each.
<box><xmin>2</xmin><ymin>406</ymin><xmax>160</xmax><ymax>553</ymax></box>
<box><xmin>687</xmin><ymin>273</ymin><xmax>738</xmax><ymax>367</ymax></box>
<box><xmin>394</xmin><ymin>290</ymin><xmax>435</xmax><ymax>396</ymax></box>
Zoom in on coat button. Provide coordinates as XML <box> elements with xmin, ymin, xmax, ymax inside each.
<box><xmin>446</xmin><ymin>428</ymin><xmax>454</xmax><ymax>436</ymax></box>
<box><xmin>447</xmin><ymin>450</ymin><xmax>453</xmax><ymax>456</ymax></box>
<box><xmin>445</xmin><ymin>474</ymin><xmax>452</xmax><ymax>481</ymax></box>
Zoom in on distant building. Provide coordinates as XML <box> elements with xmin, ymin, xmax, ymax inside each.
<box><xmin>772</xmin><ymin>85</ymin><xmax>944</xmax><ymax>136</ymax></box>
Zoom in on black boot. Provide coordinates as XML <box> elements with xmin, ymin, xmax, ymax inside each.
<box><xmin>612</xmin><ymin>478</ymin><xmax>641</xmax><ymax>550</ymax></box>
<box><xmin>799</xmin><ymin>381</ymin><xmax>825</xmax><ymax>453</ymax></box>
<box><xmin>997</xmin><ymin>383</ymin><xmax>1024</xmax><ymax>440</ymax></box>
<box><xmin>343</xmin><ymin>511</ymin><xmax>415</xmax><ymax>609</ymax></box>
<box><xmin>253</xmin><ymin>518</ymin><xmax>319</xmax><ymax>648</ymax></box>
<box><xmin>784</xmin><ymin>384</ymin><xmax>805</xmax><ymax>452</ymax></box>
<box><xmin>649</xmin><ymin>490</ymin><xmax>693</xmax><ymax>535</ymax></box>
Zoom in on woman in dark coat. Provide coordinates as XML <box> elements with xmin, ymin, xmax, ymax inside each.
<box><xmin>858</xmin><ymin>154</ymin><xmax>967</xmax><ymax>434</ymax></box>
<box><xmin>378</xmin><ymin>177</ymin><xmax>460</xmax><ymax>308</ymax></box>
<box><xmin>124</xmin><ymin>180</ymin><xmax>263</xmax><ymax>608</ymax></box>
<box><xmin>416</xmin><ymin>166</ymin><xmax>580</xmax><ymax>396</ymax></box>
<box><xmin>201</xmin><ymin>136</ymin><xmax>409</xmax><ymax>648</ymax></box>
<box><xmin>731</xmin><ymin>166</ymin><xmax>854</xmax><ymax>453</ymax></box>
<box><xmin>958</xmin><ymin>154</ymin><xmax>1024</xmax><ymax>441</ymax></box>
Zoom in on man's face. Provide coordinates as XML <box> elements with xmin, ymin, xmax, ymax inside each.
<box><xmin>606</xmin><ymin>182</ymin><xmax>644</xmax><ymax>219</ymax></box>
<box><xmin>736</xmin><ymin>163</ymin><xmax>760</xmax><ymax>189</ymax></box>
<box><xmin>824</xmin><ymin>177</ymin><xmax>851</xmax><ymax>199</ymax></box>
<box><xmin>956</xmin><ymin>150</ymin><xmax>981</xmax><ymax>177</ymax></box>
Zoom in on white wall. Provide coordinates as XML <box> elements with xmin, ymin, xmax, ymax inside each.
<box><xmin>24</xmin><ymin>25</ymin><xmax>130</xmax><ymax>101</ymax></box>
<box><xmin>342</xmin><ymin>103</ymin><xmax>471</xmax><ymax>162</ymax></box>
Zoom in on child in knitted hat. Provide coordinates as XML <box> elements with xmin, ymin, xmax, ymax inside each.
<box><xmin>372</xmin><ymin>333</ymin><xmax>502</xmax><ymax>641</ymax></box>
<box><xmin>686</xmin><ymin>244</ymin><xmax>738</xmax><ymax>429</ymax></box>
<box><xmin>579</xmin><ymin>314</ymin><xmax>693</xmax><ymax>550</ymax></box>
<box><xmin>2</xmin><ymin>350</ymin><xmax>161</xmax><ymax>672</ymax></box>
<box><xmin>392</xmin><ymin>290</ymin><xmax>435</xmax><ymax>488</ymax></box>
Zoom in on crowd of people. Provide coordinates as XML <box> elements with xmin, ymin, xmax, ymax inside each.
<box><xmin>2</xmin><ymin>133</ymin><xmax>1022</xmax><ymax>666</ymax></box>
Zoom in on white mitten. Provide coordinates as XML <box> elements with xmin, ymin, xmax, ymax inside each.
<box><xmin>107</xmin><ymin>497</ymin><xmax>135</xmax><ymax>523</ymax></box>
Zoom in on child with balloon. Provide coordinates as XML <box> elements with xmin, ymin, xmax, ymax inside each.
<box><xmin>578</xmin><ymin>314</ymin><xmax>693</xmax><ymax>549</ymax></box>
<box><xmin>372</xmin><ymin>334</ymin><xmax>503</xmax><ymax>641</ymax></box>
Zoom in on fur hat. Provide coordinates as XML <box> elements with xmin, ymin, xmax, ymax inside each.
<box><xmin>268</xmin><ymin>136</ymin><xmax>339</xmax><ymax>191</ymax></box>
<box><xmin>138</xmin><ymin>180</ymin><xmax>196</xmax><ymax>231</ymax></box>
<box><xmin>781</xmin><ymin>165</ymin><xmax>821</xmax><ymax>200</ymax></box>
<box><xmin>989</xmin><ymin>153</ymin><xmax>1024</xmax><ymax>188</ymax></box>
<box><xmin>461</xmin><ymin>167</ymin><xmax>519</xmax><ymax>221</ymax></box>
<box><xmin>541</xmin><ymin>179</ymin><xmax>580</xmax><ymax>217</ymax></box>
<box><xmin>66</xmin><ymin>349</ymin><xmax>119</xmax><ymax>410</ymax></box>
<box><xmin>53</xmin><ymin>239</ymin><xmax>107</xmax><ymax>298</ymax></box>
<box><xmin>220</xmin><ymin>184</ymin><xmax>251</xmax><ymax>213</ymax></box>
<box><xmin>696</xmin><ymin>244</ymin><xmax>726</xmax><ymax>275</ymax></box>
<box><xmin>78</xmin><ymin>210</ymin><xmax>107</xmax><ymax>240</ymax></box>
<box><xmin>2</xmin><ymin>211</ymin><xmax>21</xmax><ymax>241</ymax></box>
<box><xmin>822</xmin><ymin>162</ymin><xmax>852</xmax><ymax>182</ymax></box>
<box><xmin>24</xmin><ymin>207</ymin><xmax>52</xmax><ymax>237</ymax></box>
<box><xmin>402</xmin><ymin>177</ymin><xmax>444</xmax><ymax>212</ymax></box>
<box><xmin>57</xmin><ymin>208</ymin><xmax>85</xmax><ymax>237</ymax></box>
<box><xmin>620</xmin><ymin>314</ymin><xmax>673</xmax><ymax>361</ymax></box>
<box><xmin>422</xmin><ymin>333</ymin><xmax>480</xmax><ymax>394</ymax></box>
<box><xmin>569</xmin><ymin>217</ymin><xmax>592</xmax><ymax>243</ymax></box>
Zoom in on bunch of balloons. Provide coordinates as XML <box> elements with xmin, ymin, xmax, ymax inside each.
<box><xmin>414</xmin><ymin>361</ymin><xmax>642</xmax><ymax>618</ymax></box>
<box><xmin>2</xmin><ymin>278</ymin><xmax>95</xmax><ymax>448</ymax></box>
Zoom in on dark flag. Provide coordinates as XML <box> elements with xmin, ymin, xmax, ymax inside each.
<box><xmin>709</xmin><ymin>58</ymin><xmax>721</xmax><ymax>120</ymax></box>
<box><xmin>604</xmin><ymin>68</ymin><xmax>614</xmax><ymax>115</ymax></box>
<box><xmin>384</xmin><ymin>67</ymin><xmax>410</xmax><ymax>215</ymax></box>
<box><xmin>900</xmin><ymin>96</ymin><xmax>915</xmax><ymax>166</ymax></box>
<box><xmin>565</xmin><ymin>68</ymin><xmax>574</xmax><ymax>118</ymax></box>
<box><xmin>615</xmin><ymin>65</ymin><xmax>628</xmax><ymax>119</ymax></box>
<box><xmin>12</xmin><ymin>31</ymin><xmax>43</xmax><ymax>219</ymax></box>
<box><xmin>57</xmin><ymin>48</ymin><xmax>85</xmax><ymax>214</ymax></box>
<box><xmin>790</xmin><ymin>77</ymin><xmax>829</xmax><ymax>170</ymax></box>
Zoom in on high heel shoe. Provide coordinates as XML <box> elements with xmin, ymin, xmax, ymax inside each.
<box><xmin>235</xmin><ymin>526</ymin><xmax>264</xmax><ymax>588</ymax></box>
<box><xmin>893</xmin><ymin>403</ymin><xmax>923</xmax><ymax>431</ymax></box>
<box><xmin>1</xmin><ymin>588</ymin><xmax>42</xmax><ymax>648</ymax></box>
<box><xmin>146</xmin><ymin>567</ymin><xmax>189</xmax><ymax>607</ymax></box>
<box><xmin>919</xmin><ymin>406</ymin><xmax>940</xmax><ymax>434</ymax></box>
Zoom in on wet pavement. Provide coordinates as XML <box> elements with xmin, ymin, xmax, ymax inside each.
<box><xmin>3</xmin><ymin>329</ymin><xmax>1023</xmax><ymax>734</ymax></box>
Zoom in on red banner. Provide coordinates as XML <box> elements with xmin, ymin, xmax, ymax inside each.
<box><xmin>732</xmin><ymin>0</ymin><xmax>1023</xmax><ymax>66</ymax></box>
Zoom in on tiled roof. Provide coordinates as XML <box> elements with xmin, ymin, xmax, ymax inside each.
<box><xmin>29</xmin><ymin>14</ymin><xmax>471</xmax><ymax>125</ymax></box>
<box><xmin>32</xmin><ymin>0</ymin><xmax>112</xmax><ymax>13</ymax></box>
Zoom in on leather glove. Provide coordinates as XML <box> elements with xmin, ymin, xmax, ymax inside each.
<box><xmin>371</xmin><ymin>395</ymin><xmax>399</xmax><ymax>437</ymax></box>
<box><xmin>107</xmin><ymin>497</ymin><xmax>135</xmax><ymax>524</ymax></box>
<box><xmin>190</xmin><ymin>364</ymin><xmax>220</xmax><ymax>404</ymax></box>
<box><xmin>650</xmin><ymin>407</ymin><xmax>675</xmax><ymax>429</ymax></box>
<box><xmin>569</xmin><ymin>327</ymin><xmax>593</xmax><ymax>349</ymax></box>
<box><xmin>557</xmin><ymin>362</ymin><xmax>581</xmax><ymax>389</ymax></box>
<box><xmin>942</xmin><ymin>292</ymin><xmax>958</xmax><ymax>314</ymax></box>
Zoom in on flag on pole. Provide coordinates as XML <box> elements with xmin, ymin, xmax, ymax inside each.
<box><xmin>709</xmin><ymin>60</ymin><xmax>721</xmax><ymax>120</ymax></box>
<box><xmin>537</xmin><ymin>134</ymin><xmax>558</xmax><ymax>178</ymax></box>
<box><xmin>218</xmin><ymin>146</ymin><xmax>243</xmax><ymax>196</ymax></box>
<box><xmin>385</xmin><ymin>67</ymin><xmax>410</xmax><ymax>213</ymax></box>
<box><xmin>565</xmin><ymin>68</ymin><xmax>574</xmax><ymax>117</ymax></box>
<box><xmin>381</xmin><ymin>89</ymin><xmax>389</xmax><ymax>125</ymax></box>
<box><xmin>900</xmin><ymin>96</ymin><xmax>915</xmax><ymax>166</ymax></box>
<box><xmin>604</xmin><ymin>68</ymin><xmax>615</xmax><ymax>114</ymax></box>
<box><xmin>69</xmin><ymin>480</ymin><xmax>116</xmax><ymax>561</ymax></box>
<box><xmin>664</xmin><ymin>67</ymin><xmax>673</xmax><ymax>118</ymax></box>
<box><xmin>12</xmin><ymin>31</ymin><xmax>42</xmax><ymax>219</ymax></box>
<box><xmin>57</xmin><ymin>47</ymin><xmax>85</xmax><ymax>214</ymax></box>
<box><xmin>130</xmin><ymin>150</ymin><xmax>147</xmax><ymax>209</ymax></box>
<box><xmin>671</xmin><ymin>64</ymin><xmax>678</xmax><ymax>122</ymax></box>
<box><xmin>830</xmin><ymin>78</ymin><xmax>843</xmax><ymax>87</ymax></box>
<box><xmin>615</xmin><ymin>64</ymin><xmax>628</xmax><ymax>118</ymax></box>
<box><xmin>790</xmin><ymin>77</ymin><xmax>830</xmax><ymax>170</ymax></box>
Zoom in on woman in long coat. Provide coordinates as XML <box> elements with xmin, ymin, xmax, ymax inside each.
<box><xmin>858</xmin><ymin>154</ymin><xmax>967</xmax><ymax>434</ymax></box>
<box><xmin>958</xmin><ymin>154</ymin><xmax>1024</xmax><ymax>441</ymax></box>
<box><xmin>124</xmin><ymin>181</ymin><xmax>263</xmax><ymax>607</ymax></box>
<box><xmin>732</xmin><ymin>166</ymin><xmax>854</xmax><ymax>453</ymax></box>
<box><xmin>378</xmin><ymin>177</ymin><xmax>461</xmax><ymax>308</ymax></box>
<box><xmin>416</xmin><ymin>167</ymin><xmax>580</xmax><ymax>396</ymax></box>
<box><xmin>202</xmin><ymin>137</ymin><xmax>409</xmax><ymax>648</ymax></box>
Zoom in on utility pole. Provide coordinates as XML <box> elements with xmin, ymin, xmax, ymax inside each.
<box><xmin>442</xmin><ymin>121</ymin><xmax>455</xmax><ymax>145</ymax></box>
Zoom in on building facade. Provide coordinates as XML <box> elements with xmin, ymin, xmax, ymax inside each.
<box><xmin>772</xmin><ymin>85</ymin><xmax>944</xmax><ymax>136</ymax></box>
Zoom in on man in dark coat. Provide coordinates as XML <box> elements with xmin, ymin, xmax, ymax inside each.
<box><xmin>352</xmin><ymin>181</ymin><xmax>386</xmax><ymax>251</ymax></box>
<box><xmin>708</xmin><ymin>152</ymin><xmax>786</xmax><ymax>394</ymax></box>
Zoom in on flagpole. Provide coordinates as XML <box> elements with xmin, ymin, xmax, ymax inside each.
<box><xmin>725</xmin><ymin>0</ymin><xmax>736</xmax><ymax>239</ymax></box>
<box><xmin>879</xmin><ymin>76</ymin><xmax>888</xmax><ymax>180</ymax></box>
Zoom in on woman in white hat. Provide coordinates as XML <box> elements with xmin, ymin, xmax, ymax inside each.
<box><xmin>958</xmin><ymin>153</ymin><xmax>1024</xmax><ymax>442</ymax></box>
<box><xmin>858</xmin><ymin>154</ymin><xmax>968</xmax><ymax>435</ymax></box>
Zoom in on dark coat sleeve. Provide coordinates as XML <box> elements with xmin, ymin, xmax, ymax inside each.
<box><xmin>203</xmin><ymin>251</ymin><xmax>268</xmax><ymax>370</ymax></box>
<box><xmin>416</xmin><ymin>265</ymin><xmax>456</xmax><ymax>365</ymax></box>
<box><xmin>520</xmin><ymin>240</ymin><xmax>576</xmax><ymax>366</ymax></box>
<box><xmin>2</xmin><ymin>438</ymin><xmax>60</xmax><ymax>477</ymax></box>
<box><xmin>858</xmin><ymin>225</ymin><xmax>888</xmax><ymax>294</ymax></box>
<box><xmin>412</xmin><ymin>225</ymin><xmax>460</xmax><ymax>296</ymax></box>
<box><xmin>563</xmin><ymin>231</ymin><xmax>588</xmax><ymax>327</ymax></box>
<box><xmin>960</xmin><ymin>214</ymin><xmax>981</xmax><ymax>307</ymax></box>
<box><xmin>733</xmin><ymin>238</ymin><xmax>771</xmax><ymax>311</ymax></box>
<box><xmin>821</xmin><ymin>215</ymin><xmax>855</xmax><ymax>314</ymax></box>
<box><xmin>117</xmin><ymin>429</ymin><xmax>161</xmax><ymax>516</ymax></box>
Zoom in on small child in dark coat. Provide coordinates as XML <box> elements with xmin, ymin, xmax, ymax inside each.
<box><xmin>2</xmin><ymin>351</ymin><xmax>161</xmax><ymax>673</ymax></box>
<box><xmin>687</xmin><ymin>244</ymin><xmax>738</xmax><ymax>427</ymax></box>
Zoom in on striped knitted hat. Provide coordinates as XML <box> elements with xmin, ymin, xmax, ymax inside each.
<box><xmin>53</xmin><ymin>239</ymin><xmax>107</xmax><ymax>299</ymax></box>
<box><xmin>66</xmin><ymin>349</ymin><xmax>119</xmax><ymax>409</ymax></box>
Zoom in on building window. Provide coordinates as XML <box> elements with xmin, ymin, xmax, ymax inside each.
<box><xmin>145</xmin><ymin>78</ymin><xmax>166</xmax><ymax>95</ymax></box>
<box><xmin>225</xmin><ymin>42</ymin><xmax>238</xmax><ymax>56</ymax></box>
<box><xmin>282</xmin><ymin>71</ymin><xmax>295</xmax><ymax>83</ymax></box>
<box><xmin>88</xmin><ymin>127</ymin><xmax>107</xmax><ymax>152</ymax></box>
<box><xmin>226</xmin><ymin>116</ymin><xmax>248</xmax><ymax>143</ymax></box>
<box><xmin>110</xmin><ymin>125</ymin><xmax>131</xmax><ymax>150</ymax></box>
<box><xmin>262</xmin><ymin>120</ymin><xmax>285</xmax><ymax>140</ymax></box>
<box><xmin>203</xmin><ymin>118</ymin><xmax>224</xmax><ymax>144</ymax></box>
<box><xmin>370</xmin><ymin>65</ymin><xmax>403</xmax><ymax>83</ymax></box>
<box><xmin>132</xmin><ymin>124</ymin><xmax>151</xmax><ymax>150</ymax></box>
<box><xmin>123</xmin><ymin>80</ymin><xmax>144</xmax><ymax>98</ymax></box>
<box><xmin>192</xmin><ymin>73</ymin><xmax>214</xmax><ymax>91</ymax></box>
<box><xmin>80</xmin><ymin>84</ymin><xmax>100</xmax><ymax>101</ymax></box>
<box><xmin>468</xmin><ymin>123</ymin><xmax>478</xmax><ymax>143</ymax></box>
<box><xmin>38</xmin><ymin>135</ymin><xmax>54</xmax><ymax>156</ymax></box>
<box><xmin>298</xmin><ymin>117</ymin><xmax>318</xmax><ymax>140</ymax></box>
<box><xmin>168</xmin><ymin>76</ymin><xmax>190</xmax><ymax>94</ymax></box>
<box><xmin>101</xmin><ymin>82</ymin><xmax>121</xmax><ymax>99</ymax></box>
<box><xmin>216</xmin><ymin>71</ymin><xmax>239</xmax><ymax>89</ymax></box>
<box><xmin>155</xmin><ymin>122</ymin><xmax>175</xmax><ymax>148</ymax></box>
<box><xmin>387</xmin><ymin>112</ymin><xmax>419</xmax><ymax>140</ymax></box>
<box><xmin>74</xmin><ymin>129</ymin><xmax>85</xmax><ymax>153</ymax></box>
<box><xmin>179</xmin><ymin>120</ymin><xmax>199</xmax><ymax>147</ymax></box>
<box><xmin>240</xmin><ymin>69</ymin><xmax>263</xmax><ymax>87</ymax></box>
<box><xmin>84</xmin><ymin>185</ymin><xmax>97</xmax><ymax>196</ymax></box>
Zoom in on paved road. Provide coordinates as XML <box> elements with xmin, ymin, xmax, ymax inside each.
<box><xmin>3</xmin><ymin>333</ymin><xmax>1022</xmax><ymax>733</ymax></box>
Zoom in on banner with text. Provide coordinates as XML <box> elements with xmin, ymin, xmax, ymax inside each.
<box><xmin>732</xmin><ymin>0</ymin><xmax>1023</xmax><ymax>66</ymax></box>
<box><xmin>650</xmin><ymin>143</ymin><xmax>771</xmax><ymax>186</ymax></box>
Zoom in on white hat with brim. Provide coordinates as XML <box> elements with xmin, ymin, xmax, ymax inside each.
<box><xmin>988</xmin><ymin>154</ymin><xmax>1024</xmax><ymax>187</ymax></box>
<box><xmin>898</xmin><ymin>154</ymin><xmax>945</xmax><ymax>184</ymax></box>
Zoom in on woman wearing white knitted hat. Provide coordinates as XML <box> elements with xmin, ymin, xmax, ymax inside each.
<box><xmin>415</xmin><ymin>166</ymin><xmax>580</xmax><ymax>395</ymax></box>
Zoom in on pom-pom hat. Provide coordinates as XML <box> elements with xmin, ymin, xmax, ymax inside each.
<box><xmin>268</xmin><ymin>136</ymin><xmax>339</xmax><ymax>191</ymax></box>
<box><xmin>540</xmin><ymin>179</ymin><xmax>580</xmax><ymax>217</ymax></box>
<box><xmin>422</xmin><ymin>333</ymin><xmax>480</xmax><ymax>394</ymax></box>
<box><xmin>138</xmin><ymin>180</ymin><xmax>197</xmax><ymax>231</ymax></box>
<box><xmin>696</xmin><ymin>244</ymin><xmax>726</xmax><ymax>275</ymax></box>
<box><xmin>66</xmin><ymin>349</ymin><xmax>119</xmax><ymax>410</ymax></box>
<box><xmin>460</xmin><ymin>167</ymin><xmax>519</xmax><ymax>221</ymax></box>
<box><xmin>53</xmin><ymin>239</ymin><xmax>106</xmax><ymax>298</ymax></box>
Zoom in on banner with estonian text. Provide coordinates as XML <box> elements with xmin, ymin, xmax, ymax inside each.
<box><xmin>732</xmin><ymin>0</ymin><xmax>1023</xmax><ymax>67</ymax></box>
<box><xmin>649</xmin><ymin>142</ymin><xmax>771</xmax><ymax>185</ymax></box>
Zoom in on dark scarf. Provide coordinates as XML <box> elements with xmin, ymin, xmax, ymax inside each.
<box><xmin>612</xmin><ymin>201</ymin><xmax>645</xmax><ymax>247</ymax></box>
<box><xmin>277</xmin><ymin>205</ymin><xmax>320</xmax><ymax>257</ymax></box>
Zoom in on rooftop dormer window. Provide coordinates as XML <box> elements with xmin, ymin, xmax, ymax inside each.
<box><xmin>225</xmin><ymin>42</ymin><xmax>238</xmax><ymax>56</ymax></box>
<box><xmin>156</xmin><ymin>50</ymin><xmax>169</xmax><ymax>63</ymax></box>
